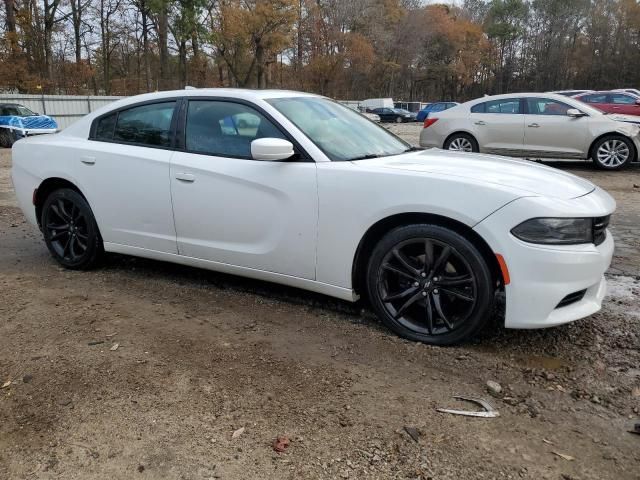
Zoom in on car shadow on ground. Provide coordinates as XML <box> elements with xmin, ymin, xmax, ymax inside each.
<box><xmin>100</xmin><ymin>251</ymin><xmax>593</xmax><ymax>356</ymax></box>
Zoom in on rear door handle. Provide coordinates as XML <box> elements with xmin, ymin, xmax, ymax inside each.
<box><xmin>528</xmin><ymin>123</ymin><xmax>540</xmax><ymax>128</ymax></box>
<box><xmin>81</xmin><ymin>156</ymin><xmax>96</xmax><ymax>165</ymax></box>
<box><xmin>474</xmin><ymin>121</ymin><xmax>486</xmax><ymax>126</ymax></box>
<box><xmin>175</xmin><ymin>172</ymin><xmax>195</xmax><ymax>183</ymax></box>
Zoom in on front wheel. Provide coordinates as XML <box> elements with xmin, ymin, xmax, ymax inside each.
<box><xmin>444</xmin><ymin>133</ymin><xmax>478</xmax><ymax>153</ymax></box>
<box><xmin>591</xmin><ymin>135</ymin><xmax>634</xmax><ymax>170</ymax></box>
<box><xmin>395</xmin><ymin>116</ymin><xmax>403</xmax><ymax>123</ymax></box>
<box><xmin>41</xmin><ymin>188</ymin><xmax>104</xmax><ymax>269</ymax></box>
<box><xmin>366</xmin><ymin>224</ymin><xmax>495</xmax><ymax>345</ymax></box>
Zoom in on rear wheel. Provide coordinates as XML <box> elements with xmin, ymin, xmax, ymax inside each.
<box><xmin>444</xmin><ymin>133</ymin><xmax>478</xmax><ymax>153</ymax></box>
<box><xmin>41</xmin><ymin>188</ymin><xmax>103</xmax><ymax>269</ymax></box>
<box><xmin>591</xmin><ymin>135</ymin><xmax>634</xmax><ymax>170</ymax></box>
<box><xmin>366</xmin><ymin>224</ymin><xmax>494</xmax><ymax>345</ymax></box>
<box><xmin>395</xmin><ymin>116</ymin><xmax>403</xmax><ymax>123</ymax></box>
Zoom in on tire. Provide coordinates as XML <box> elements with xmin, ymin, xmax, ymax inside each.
<box><xmin>0</xmin><ymin>128</ymin><xmax>15</xmax><ymax>148</ymax></box>
<box><xmin>41</xmin><ymin>188</ymin><xmax>104</xmax><ymax>270</ymax></box>
<box><xmin>591</xmin><ymin>135</ymin><xmax>635</xmax><ymax>170</ymax></box>
<box><xmin>366</xmin><ymin>224</ymin><xmax>494</xmax><ymax>345</ymax></box>
<box><xmin>395</xmin><ymin>116</ymin><xmax>403</xmax><ymax>124</ymax></box>
<box><xmin>444</xmin><ymin>133</ymin><xmax>479</xmax><ymax>153</ymax></box>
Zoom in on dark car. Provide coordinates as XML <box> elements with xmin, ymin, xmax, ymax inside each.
<box><xmin>370</xmin><ymin>107</ymin><xmax>416</xmax><ymax>123</ymax></box>
<box><xmin>416</xmin><ymin>102</ymin><xmax>459</xmax><ymax>122</ymax></box>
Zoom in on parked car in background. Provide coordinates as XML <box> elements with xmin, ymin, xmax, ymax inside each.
<box><xmin>416</xmin><ymin>102</ymin><xmax>459</xmax><ymax>122</ymax></box>
<box><xmin>419</xmin><ymin>93</ymin><xmax>640</xmax><ymax>170</ymax></box>
<box><xmin>361</xmin><ymin>98</ymin><xmax>394</xmax><ymax>111</ymax></box>
<box><xmin>370</xmin><ymin>107</ymin><xmax>416</xmax><ymax>123</ymax></box>
<box><xmin>10</xmin><ymin>89</ymin><xmax>616</xmax><ymax>345</ymax></box>
<box><xmin>573</xmin><ymin>91</ymin><xmax>640</xmax><ymax>116</ymax></box>
<box><xmin>613</xmin><ymin>88</ymin><xmax>640</xmax><ymax>97</ymax></box>
<box><xmin>360</xmin><ymin>110</ymin><xmax>381</xmax><ymax>122</ymax></box>
<box><xmin>0</xmin><ymin>103</ymin><xmax>58</xmax><ymax>148</ymax></box>
<box><xmin>548</xmin><ymin>90</ymin><xmax>593</xmax><ymax>97</ymax></box>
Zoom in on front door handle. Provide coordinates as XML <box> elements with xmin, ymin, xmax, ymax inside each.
<box><xmin>528</xmin><ymin>123</ymin><xmax>540</xmax><ymax>128</ymax></box>
<box><xmin>175</xmin><ymin>172</ymin><xmax>195</xmax><ymax>183</ymax></box>
<box><xmin>474</xmin><ymin>121</ymin><xmax>486</xmax><ymax>126</ymax></box>
<box><xmin>81</xmin><ymin>156</ymin><xmax>96</xmax><ymax>165</ymax></box>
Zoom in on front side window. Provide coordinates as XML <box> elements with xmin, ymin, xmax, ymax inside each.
<box><xmin>110</xmin><ymin>101</ymin><xmax>176</xmax><ymax>147</ymax></box>
<box><xmin>610</xmin><ymin>94</ymin><xmax>637</xmax><ymax>105</ymax></box>
<box><xmin>185</xmin><ymin>100</ymin><xmax>286</xmax><ymax>158</ymax></box>
<box><xmin>267</xmin><ymin>97</ymin><xmax>411</xmax><ymax>161</ymax></box>
<box><xmin>526</xmin><ymin>98</ymin><xmax>572</xmax><ymax>115</ymax></box>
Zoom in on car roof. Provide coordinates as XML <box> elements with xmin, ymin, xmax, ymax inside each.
<box><xmin>465</xmin><ymin>92</ymin><xmax>577</xmax><ymax>104</ymax></box>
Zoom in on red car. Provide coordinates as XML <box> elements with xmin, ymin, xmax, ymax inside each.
<box><xmin>574</xmin><ymin>91</ymin><xmax>640</xmax><ymax>116</ymax></box>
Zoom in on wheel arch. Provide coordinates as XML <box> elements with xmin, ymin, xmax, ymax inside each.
<box><xmin>443</xmin><ymin>130</ymin><xmax>479</xmax><ymax>150</ymax></box>
<box><xmin>351</xmin><ymin>212</ymin><xmax>502</xmax><ymax>299</ymax></box>
<box><xmin>588</xmin><ymin>132</ymin><xmax>638</xmax><ymax>162</ymax></box>
<box><xmin>34</xmin><ymin>177</ymin><xmax>89</xmax><ymax>228</ymax></box>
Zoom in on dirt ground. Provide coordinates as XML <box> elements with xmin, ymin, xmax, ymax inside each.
<box><xmin>1</xmin><ymin>124</ymin><xmax>639</xmax><ymax>480</ymax></box>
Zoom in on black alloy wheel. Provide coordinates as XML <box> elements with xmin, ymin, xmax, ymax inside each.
<box><xmin>41</xmin><ymin>188</ymin><xmax>103</xmax><ymax>269</ymax></box>
<box><xmin>367</xmin><ymin>224</ymin><xmax>494</xmax><ymax>345</ymax></box>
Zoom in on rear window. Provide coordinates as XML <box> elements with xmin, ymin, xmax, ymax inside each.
<box><xmin>94</xmin><ymin>112</ymin><xmax>117</xmax><ymax>140</ymax></box>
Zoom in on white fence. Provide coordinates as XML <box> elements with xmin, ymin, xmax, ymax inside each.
<box><xmin>0</xmin><ymin>94</ymin><xmax>123</xmax><ymax>130</ymax></box>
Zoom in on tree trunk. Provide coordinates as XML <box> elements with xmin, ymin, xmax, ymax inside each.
<box><xmin>256</xmin><ymin>42</ymin><xmax>265</xmax><ymax>89</ymax></box>
<box><xmin>158</xmin><ymin>4</ymin><xmax>169</xmax><ymax>90</ymax></box>
<box><xmin>70</xmin><ymin>0</ymin><xmax>82</xmax><ymax>63</ymax></box>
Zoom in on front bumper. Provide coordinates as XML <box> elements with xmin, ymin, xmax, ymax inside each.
<box><xmin>474</xmin><ymin>188</ymin><xmax>616</xmax><ymax>329</ymax></box>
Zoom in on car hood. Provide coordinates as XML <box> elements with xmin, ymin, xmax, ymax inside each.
<box><xmin>354</xmin><ymin>149</ymin><xmax>596</xmax><ymax>200</ymax></box>
<box><xmin>609</xmin><ymin>113</ymin><xmax>640</xmax><ymax>126</ymax></box>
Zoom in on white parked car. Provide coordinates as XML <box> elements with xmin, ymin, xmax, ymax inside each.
<box><xmin>420</xmin><ymin>93</ymin><xmax>640</xmax><ymax>170</ymax></box>
<box><xmin>11</xmin><ymin>89</ymin><xmax>615</xmax><ymax>345</ymax></box>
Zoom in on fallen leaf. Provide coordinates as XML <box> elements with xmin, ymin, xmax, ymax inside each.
<box><xmin>542</xmin><ymin>438</ymin><xmax>554</xmax><ymax>445</ymax></box>
<box><xmin>1</xmin><ymin>380</ymin><xmax>11</xmax><ymax>389</ymax></box>
<box><xmin>105</xmin><ymin>332</ymin><xmax>118</xmax><ymax>338</ymax></box>
<box><xmin>110</xmin><ymin>343</ymin><xmax>119</xmax><ymax>351</ymax></box>
<box><xmin>552</xmin><ymin>451</ymin><xmax>575</xmax><ymax>461</ymax></box>
<box><xmin>272</xmin><ymin>435</ymin><xmax>290</xmax><ymax>453</ymax></box>
<box><xmin>232</xmin><ymin>427</ymin><xmax>245</xmax><ymax>439</ymax></box>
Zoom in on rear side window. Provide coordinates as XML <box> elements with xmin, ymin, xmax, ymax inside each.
<box><xmin>470</xmin><ymin>103</ymin><xmax>485</xmax><ymax>113</ymax></box>
<box><xmin>91</xmin><ymin>102</ymin><xmax>176</xmax><ymax>146</ymax></box>
<box><xmin>94</xmin><ymin>112</ymin><xmax>117</xmax><ymax>140</ymax></box>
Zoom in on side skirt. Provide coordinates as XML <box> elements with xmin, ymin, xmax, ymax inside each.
<box><xmin>104</xmin><ymin>242</ymin><xmax>359</xmax><ymax>302</ymax></box>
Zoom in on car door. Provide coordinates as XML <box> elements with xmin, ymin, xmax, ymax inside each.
<box><xmin>77</xmin><ymin>100</ymin><xmax>179</xmax><ymax>253</ymax></box>
<box><xmin>609</xmin><ymin>93</ymin><xmax>640</xmax><ymax>116</ymax></box>
<box><xmin>577</xmin><ymin>93</ymin><xmax>611</xmax><ymax>113</ymax></box>
<box><xmin>522</xmin><ymin>97</ymin><xmax>587</xmax><ymax>158</ymax></box>
<box><xmin>469</xmin><ymin>98</ymin><xmax>525</xmax><ymax>155</ymax></box>
<box><xmin>169</xmin><ymin>98</ymin><xmax>318</xmax><ymax>279</ymax></box>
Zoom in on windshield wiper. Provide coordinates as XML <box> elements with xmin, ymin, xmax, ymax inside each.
<box><xmin>348</xmin><ymin>153</ymin><xmax>382</xmax><ymax>161</ymax></box>
<box><xmin>403</xmin><ymin>146</ymin><xmax>423</xmax><ymax>152</ymax></box>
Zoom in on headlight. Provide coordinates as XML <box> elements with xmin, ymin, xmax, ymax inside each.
<box><xmin>511</xmin><ymin>218</ymin><xmax>593</xmax><ymax>245</ymax></box>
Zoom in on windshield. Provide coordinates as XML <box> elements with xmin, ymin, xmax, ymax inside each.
<box><xmin>0</xmin><ymin>104</ymin><xmax>36</xmax><ymax>116</ymax></box>
<box><xmin>267</xmin><ymin>97</ymin><xmax>412</xmax><ymax>161</ymax></box>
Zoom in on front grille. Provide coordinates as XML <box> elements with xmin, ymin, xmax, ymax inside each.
<box><xmin>556</xmin><ymin>289</ymin><xmax>587</xmax><ymax>309</ymax></box>
<box><xmin>593</xmin><ymin>215</ymin><xmax>610</xmax><ymax>246</ymax></box>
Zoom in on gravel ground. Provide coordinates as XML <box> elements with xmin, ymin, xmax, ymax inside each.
<box><xmin>1</xmin><ymin>133</ymin><xmax>639</xmax><ymax>479</ymax></box>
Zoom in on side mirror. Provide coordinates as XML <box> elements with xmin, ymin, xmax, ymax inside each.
<box><xmin>567</xmin><ymin>108</ymin><xmax>586</xmax><ymax>118</ymax></box>
<box><xmin>251</xmin><ymin>138</ymin><xmax>294</xmax><ymax>161</ymax></box>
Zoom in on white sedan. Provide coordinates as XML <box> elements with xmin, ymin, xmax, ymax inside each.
<box><xmin>11</xmin><ymin>89</ymin><xmax>615</xmax><ymax>345</ymax></box>
<box><xmin>419</xmin><ymin>92</ymin><xmax>640</xmax><ymax>170</ymax></box>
